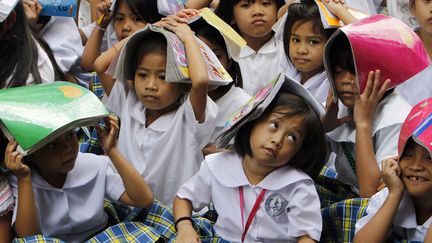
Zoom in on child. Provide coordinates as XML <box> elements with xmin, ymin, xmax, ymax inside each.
<box><xmin>5</xmin><ymin>116</ymin><xmax>153</xmax><ymax>242</ymax></box>
<box><xmin>409</xmin><ymin>0</ymin><xmax>432</xmax><ymax>59</ymax></box>
<box><xmin>174</xmin><ymin>76</ymin><xmax>327</xmax><ymax>242</ymax></box>
<box><xmin>105</xmin><ymin>20</ymin><xmax>217</xmax><ymax>206</ymax></box>
<box><xmin>281</xmin><ymin>0</ymin><xmax>337</xmax><ymax>103</ymax></box>
<box><xmin>354</xmin><ymin>97</ymin><xmax>432</xmax><ymax>242</ymax></box>
<box><xmin>323</xmin><ymin>33</ymin><xmax>412</xmax><ymax>198</ymax></box>
<box><xmin>0</xmin><ymin>136</ymin><xmax>13</xmax><ymax>243</ymax></box>
<box><xmin>0</xmin><ymin>0</ymin><xmax>55</xmax><ymax>87</ymax></box>
<box><xmin>81</xmin><ymin>0</ymin><xmax>162</xmax><ymax>94</ymax></box>
<box><xmin>190</xmin><ymin>20</ymin><xmax>251</xmax><ymax>152</ymax></box>
<box><xmin>215</xmin><ymin>0</ymin><xmax>286</xmax><ymax>95</ymax></box>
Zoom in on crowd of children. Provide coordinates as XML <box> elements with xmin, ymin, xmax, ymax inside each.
<box><xmin>0</xmin><ymin>0</ymin><xmax>432</xmax><ymax>242</ymax></box>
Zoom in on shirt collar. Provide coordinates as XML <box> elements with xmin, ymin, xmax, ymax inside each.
<box><xmin>206</xmin><ymin>151</ymin><xmax>312</xmax><ymax>190</ymax></box>
<box><xmin>394</xmin><ymin>191</ymin><xmax>432</xmax><ymax>229</ymax></box>
<box><xmin>238</xmin><ymin>36</ymin><xmax>278</xmax><ymax>59</ymax></box>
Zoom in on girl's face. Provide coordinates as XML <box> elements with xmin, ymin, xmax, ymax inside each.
<box><xmin>289</xmin><ymin>21</ymin><xmax>326</xmax><ymax>81</ymax></box>
<box><xmin>29</xmin><ymin>130</ymin><xmax>79</xmax><ymax>176</ymax></box>
<box><xmin>248</xmin><ymin>106</ymin><xmax>304</xmax><ymax>170</ymax></box>
<box><xmin>114</xmin><ymin>1</ymin><xmax>147</xmax><ymax>40</ymax></box>
<box><xmin>410</xmin><ymin>0</ymin><xmax>432</xmax><ymax>34</ymax></box>
<box><xmin>399</xmin><ymin>141</ymin><xmax>432</xmax><ymax>198</ymax></box>
<box><xmin>134</xmin><ymin>52</ymin><xmax>182</xmax><ymax>116</ymax></box>
<box><xmin>333</xmin><ymin>66</ymin><xmax>356</xmax><ymax>109</ymax></box>
<box><xmin>233</xmin><ymin>0</ymin><xmax>277</xmax><ymax>42</ymax></box>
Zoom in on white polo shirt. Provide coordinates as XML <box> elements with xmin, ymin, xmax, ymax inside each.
<box><xmin>355</xmin><ymin>188</ymin><xmax>432</xmax><ymax>241</ymax></box>
<box><xmin>106</xmin><ymin>81</ymin><xmax>218</xmax><ymax>206</ymax></box>
<box><xmin>326</xmin><ymin>91</ymin><xmax>411</xmax><ymax>193</ymax></box>
<box><xmin>226</xmin><ymin>36</ymin><xmax>284</xmax><ymax>96</ymax></box>
<box><xmin>8</xmin><ymin>153</ymin><xmax>125</xmax><ymax>243</ymax></box>
<box><xmin>177</xmin><ymin>151</ymin><xmax>322</xmax><ymax>242</ymax></box>
<box><xmin>210</xmin><ymin>86</ymin><xmax>251</xmax><ymax>145</ymax></box>
<box><xmin>280</xmin><ymin>57</ymin><xmax>330</xmax><ymax>104</ymax></box>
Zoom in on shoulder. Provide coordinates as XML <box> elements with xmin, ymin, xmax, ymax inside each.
<box><xmin>373</xmin><ymin>90</ymin><xmax>411</xmax><ymax>132</ymax></box>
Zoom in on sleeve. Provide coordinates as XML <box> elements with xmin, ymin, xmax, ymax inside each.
<box><xmin>103</xmin><ymin>157</ymin><xmax>126</xmax><ymax>201</ymax></box>
<box><xmin>287</xmin><ymin>180</ymin><xmax>322</xmax><ymax>241</ymax></box>
<box><xmin>183</xmin><ymin>96</ymin><xmax>218</xmax><ymax>149</ymax></box>
<box><xmin>0</xmin><ymin>176</ymin><xmax>14</xmax><ymax>216</ymax></box>
<box><xmin>176</xmin><ymin>161</ymin><xmax>213</xmax><ymax>212</ymax></box>
<box><xmin>105</xmin><ymin>81</ymin><xmax>128</xmax><ymax>117</ymax></box>
<box><xmin>374</xmin><ymin>124</ymin><xmax>401</xmax><ymax>169</ymax></box>
<box><xmin>355</xmin><ymin>188</ymin><xmax>388</xmax><ymax>234</ymax></box>
<box><xmin>6</xmin><ymin>175</ymin><xmax>18</xmax><ymax>224</ymax></box>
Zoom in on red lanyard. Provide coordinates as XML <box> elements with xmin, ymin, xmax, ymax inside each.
<box><xmin>239</xmin><ymin>186</ymin><xmax>267</xmax><ymax>242</ymax></box>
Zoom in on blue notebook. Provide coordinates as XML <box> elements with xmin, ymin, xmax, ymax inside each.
<box><xmin>39</xmin><ymin>0</ymin><xmax>77</xmax><ymax>17</ymax></box>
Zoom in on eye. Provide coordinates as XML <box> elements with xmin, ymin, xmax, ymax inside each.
<box><xmin>115</xmin><ymin>14</ymin><xmax>123</xmax><ymax>22</ymax></box>
<box><xmin>262</xmin><ymin>0</ymin><xmax>273</xmax><ymax>6</ymax></box>
<box><xmin>290</xmin><ymin>37</ymin><xmax>300</xmax><ymax>43</ymax></box>
<box><xmin>158</xmin><ymin>74</ymin><xmax>166</xmax><ymax>80</ymax></box>
<box><xmin>269</xmin><ymin>121</ymin><xmax>278</xmax><ymax>129</ymax></box>
<box><xmin>286</xmin><ymin>134</ymin><xmax>297</xmax><ymax>142</ymax></box>
<box><xmin>238</xmin><ymin>1</ymin><xmax>250</xmax><ymax>8</ymax></box>
<box><xmin>132</xmin><ymin>15</ymin><xmax>141</xmax><ymax>22</ymax></box>
<box><xmin>46</xmin><ymin>142</ymin><xmax>57</xmax><ymax>149</ymax></box>
<box><xmin>309</xmin><ymin>39</ymin><xmax>321</xmax><ymax>45</ymax></box>
<box><xmin>401</xmin><ymin>150</ymin><xmax>413</xmax><ymax>159</ymax></box>
<box><xmin>136</xmin><ymin>72</ymin><xmax>147</xmax><ymax>79</ymax></box>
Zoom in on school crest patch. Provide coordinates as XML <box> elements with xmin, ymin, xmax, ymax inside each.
<box><xmin>265</xmin><ymin>193</ymin><xmax>288</xmax><ymax>217</ymax></box>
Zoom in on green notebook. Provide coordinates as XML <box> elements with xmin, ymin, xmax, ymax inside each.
<box><xmin>0</xmin><ymin>82</ymin><xmax>109</xmax><ymax>156</ymax></box>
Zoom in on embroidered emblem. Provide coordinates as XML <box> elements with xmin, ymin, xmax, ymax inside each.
<box><xmin>265</xmin><ymin>193</ymin><xmax>288</xmax><ymax>217</ymax></box>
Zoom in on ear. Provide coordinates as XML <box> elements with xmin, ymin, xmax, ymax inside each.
<box><xmin>4</xmin><ymin>10</ymin><xmax>17</xmax><ymax>32</ymax></box>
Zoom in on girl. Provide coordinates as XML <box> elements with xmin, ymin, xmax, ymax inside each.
<box><xmin>354</xmin><ymin>97</ymin><xmax>432</xmax><ymax>242</ymax></box>
<box><xmin>105</xmin><ymin>19</ymin><xmax>217</xmax><ymax>206</ymax></box>
<box><xmin>174</xmin><ymin>76</ymin><xmax>327</xmax><ymax>242</ymax></box>
<box><xmin>215</xmin><ymin>0</ymin><xmax>285</xmax><ymax>95</ymax></box>
<box><xmin>0</xmin><ymin>134</ymin><xmax>13</xmax><ymax>243</ymax></box>
<box><xmin>5</xmin><ymin>116</ymin><xmax>153</xmax><ymax>242</ymax></box>
<box><xmin>410</xmin><ymin>0</ymin><xmax>432</xmax><ymax>58</ymax></box>
<box><xmin>323</xmin><ymin>32</ymin><xmax>412</xmax><ymax>198</ymax></box>
<box><xmin>189</xmin><ymin>20</ymin><xmax>251</xmax><ymax>152</ymax></box>
<box><xmin>81</xmin><ymin>0</ymin><xmax>162</xmax><ymax>94</ymax></box>
<box><xmin>0</xmin><ymin>0</ymin><xmax>55</xmax><ymax>88</ymax></box>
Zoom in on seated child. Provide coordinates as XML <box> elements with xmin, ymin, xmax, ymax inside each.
<box><xmin>174</xmin><ymin>76</ymin><xmax>327</xmax><ymax>242</ymax></box>
<box><xmin>5</xmin><ymin>115</ymin><xmax>153</xmax><ymax>242</ymax></box>
<box><xmin>354</xmin><ymin>97</ymin><xmax>432</xmax><ymax>242</ymax></box>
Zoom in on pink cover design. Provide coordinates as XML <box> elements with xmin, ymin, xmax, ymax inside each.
<box><xmin>398</xmin><ymin>98</ymin><xmax>432</xmax><ymax>157</ymax></box>
<box><xmin>341</xmin><ymin>15</ymin><xmax>431</xmax><ymax>93</ymax></box>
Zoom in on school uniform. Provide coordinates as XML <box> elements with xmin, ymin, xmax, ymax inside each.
<box><xmin>210</xmin><ymin>86</ymin><xmax>251</xmax><ymax>145</ymax></box>
<box><xmin>226</xmin><ymin>36</ymin><xmax>284</xmax><ymax>95</ymax></box>
<box><xmin>396</xmin><ymin>65</ymin><xmax>432</xmax><ymax>106</ymax></box>
<box><xmin>106</xmin><ymin>81</ymin><xmax>218</xmax><ymax>206</ymax></box>
<box><xmin>281</xmin><ymin>58</ymin><xmax>330</xmax><ymax>104</ymax></box>
<box><xmin>8</xmin><ymin>153</ymin><xmax>125</xmax><ymax>243</ymax></box>
<box><xmin>355</xmin><ymin>188</ymin><xmax>432</xmax><ymax>241</ymax></box>
<box><xmin>177</xmin><ymin>151</ymin><xmax>322</xmax><ymax>243</ymax></box>
<box><xmin>326</xmin><ymin>90</ymin><xmax>411</xmax><ymax>194</ymax></box>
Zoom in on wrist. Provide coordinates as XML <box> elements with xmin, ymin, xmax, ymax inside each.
<box><xmin>175</xmin><ymin>216</ymin><xmax>194</xmax><ymax>231</ymax></box>
<box><xmin>105</xmin><ymin>147</ymin><xmax>118</xmax><ymax>157</ymax></box>
<box><xmin>388</xmin><ymin>189</ymin><xmax>404</xmax><ymax>201</ymax></box>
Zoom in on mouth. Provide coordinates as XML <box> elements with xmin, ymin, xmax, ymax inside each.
<box><xmin>405</xmin><ymin>175</ymin><xmax>429</xmax><ymax>182</ymax></box>
<box><xmin>293</xmin><ymin>58</ymin><xmax>310</xmax><ymax>64</ymax></box>
<box><xmin>252</xmin><ymin>19</ymin><xmax>266</xmax><ymax>25</ymax></box>
<box><xmin>62</xmin><ymin>157</ymin><xmax>75</xmax><ymax>166</ymax></box>
<box><xmin>143</xmin><ymin>95</ymin><xmax>158</xmax><ymax>101</ymax></box>
<box><xmin>263</xmin><ymin>147</ymin><xmax>277</xmax><ymax>157</ymax></box>
<box><xmin>338</xmin><ymin>91</ymin><xmax>354</xmax><ymax>98</ymax></box>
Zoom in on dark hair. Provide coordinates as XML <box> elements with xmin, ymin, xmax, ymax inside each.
<box><xmin>113</xmin><ymin>0</ymin><xmax>163</xmax><ymax>24</ymax></box>
<box><xmin>215</xmin><ymin>0</ymin><xmax>285</xmax><ymax>32</ymax></box>
<box><xmin>234</xmin><ymin>91</ymin><xmax>327</xmax><ymax>179</ymax></box>
<box><xmin>192</xmin><ymin>21</ymin><xmax>243</xmax><ymax>89</ymax></box>
<box><xmin>0</xmin><ymin>1</ymin><xmax>42</xmax><ymax>88</ymax></box>
<box><xmin>329</xmin><ymin>34</ymin><xmax>355</xmax><ymax>75</ymax></box>
<box><xmin>283</xmin><ymin>0</ymin><xmax>336</xmax><ymax>61</ymax></box>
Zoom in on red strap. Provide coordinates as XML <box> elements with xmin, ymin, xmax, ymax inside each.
<box><xmin>239</xmin><ymin>186</ymin><xmax>267</xmax><ymax>242</ymax></box>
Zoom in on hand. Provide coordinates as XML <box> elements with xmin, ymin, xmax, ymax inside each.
<box><xmin>321</xmin><ymin>90</ymin><xmax>352</xmax><ymax>133</ymax></box>
<box><xmin>176</xmin><ymin>9</ymin><xmax>199</xmax><ymax>19</ymax></box>
<box><xmin>381</xmin><ymin>157</ymin><xmax>404</xmax><ymax>196</ymax></box>
<box><xmin>321</xmin><ymin>0</ymin><xmax>347</xmax><ymax>16</ymax></box>
<box><xmin>353</xmin><ymin>70</ymin><xmax>389</xmax><ymax>128</ymax></box>
<box><xmin>158</xmin><ymin>17</ymin><xmax>195</xmax><ymax>43</ymax></box>
<box><xmin>4</xmin><ymin>140</ymin><xmax>31</xmax><ymax>178</ymax></box>
<box><xmin>97</xmin><ymin>115</ymin><xmax>120</xmax><ymax>155</ymax></box>
<box><xmin>23</xmin><ymin>0</ymin><xmax>42</xmax><ymax>25</ymax></box>
<box><xmin>96</xmin><ymin>0</ymin><xmax>113</xmax><ymax>29</ymax></box>
<box><xmin>176</xmin><ymin>223</ymin><xmax>200</xmax><ymax>243</ymax></box>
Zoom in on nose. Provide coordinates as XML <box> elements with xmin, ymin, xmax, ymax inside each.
<box><xmin>251</xmin><ymin>2</ymin><xmax>263</xmax><ymax>16</ymax></box>
<box><xmin>296</xmin><ymin>42</ymin><xmax>308</xmax><ymax>55</ymax></box>
<box><xmin>339</xmin><ymin>71</ymin><xmax>355</xmax><ymax>85</ymax></box>
<box><xmin>271</xmin><ymin>133</ymin><xmax>283</xmax><ymax>149</ymax></box>
<box><xmin>145</xmin><ymin>76</ymin><xmax>158</xmax><ymax>91</ymax></box>
<box><xmin>409</xmin><ymin>154</ymin><xmax>425</xmax><ymax>171</ymax></box>
<box><xmin>122</xmin><ymin>18</ymin><xmax>132</xmax><ymax>32</ymax></box>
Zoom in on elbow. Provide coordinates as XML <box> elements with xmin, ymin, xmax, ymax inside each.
<box><xmin>80</xmin><ymin>58</ymin><xmax>94</xmax><ymax>72</ymax></box>
<box><xmin>143</xmin><ymin>193</ymin><xmax>154</xmax><ymax>209</ymax></box>
<box><xmin>192</xmin><ymin>77</ymin><xmax>209</xmax><ymax>90</ymax></box>
<box><xmin>93</xmin><ymin>58</ymin><xmax>106</xmax><ymax>74</ymax></box>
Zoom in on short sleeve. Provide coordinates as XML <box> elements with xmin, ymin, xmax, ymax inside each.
<box><xmin>176</xmin><ymin>161</ymin><xmax>212</xmax><ymax>212</ymax></box>
<box><xmin>0</xmin><ymin>176</ymin><xmax>14</xmax><ymax>216</ymax></box>
<box><xmin>103</xmin><ymin>157</ymin><xmax>126</xmax><ymax>201</ymax></box>
<box><xmin>105</xmin><ymin>81</ymin><xmax>128</xmax><ymax>117</ymax></box>
<box><xmin>355</xmin><ymin>188</ymin><xmax>388</xmax><ymax>234</ymax></box>
<box><xmin>287</xmin><ymin>180</ymin><xmax>322</xmax><ymax>241</ymax></box>
<box><xmin>183</xmin><ymin>96</ymin><xmax>218</xmax><ymax>149</ymax></box>
<box><xmin>374</xmin><ymin>124</ymin><xmax>401</xmax><ymax>169</ymax></box>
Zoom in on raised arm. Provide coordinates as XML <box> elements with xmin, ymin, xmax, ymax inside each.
<box><xmin>185</xmin><ymin>0</ymin><xmax>212</xmax><ymax>9</ymax></box>
<box><xmin>97</xmin><ymin>116</ymin><xmax>154</xmax><ymax>208</ymax></box>
<box><xmin>160</xmin><ymin>18</ymin><xmax>209</xmax><ymax>123</ymax></box>
<box><xmin>354</xmin><ymin>70</ymin><xmax>389</xmax><ymax>197</ymax></box>
<box><xmin>354</xmin><ymin>158</ymin><xmax>404</xmax><ymax>243</ymax></box>
<box><xmin>4</xmin><ymin>140</ymin><xmax>39</xmax><ymax>237</ymax></box>
<box><xmin>322</xmin><ymin>0</ymin><xmax>357</xmax><ymax>25</ymax></box>
<box><xmin>80</xmin><ymin>0</ymin><xmax>113</xmax><ymax>71</ymax></box>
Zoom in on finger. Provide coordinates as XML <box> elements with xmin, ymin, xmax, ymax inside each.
<box><xmin>336</xmin><ymin>115</ymin><xmax>352</xmax><ymax>126</ymax></box>
<box><xmin>371</xmin><ymin>69</ymin><xmax>381</xmax><ymax>97</ymax></box>
<box><xmin>325</xmin><ymin>90</ymin><xmax>335</xmax><ymax>109</ymax></box>
<box><xmin>363</xmin><ymin>71</ymin><xmax>375</xmax><ymax>97</ymax></box>
<box><xmin>378</xmin><ymin>79</ymin><xmax>390</xmax><ymax>98</ymax></box>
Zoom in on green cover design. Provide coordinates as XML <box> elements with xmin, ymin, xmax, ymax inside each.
<box><xmin>0</xmin><ymin>82</ymin><xmax>108</xmax><ymax>153</ymax></box>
